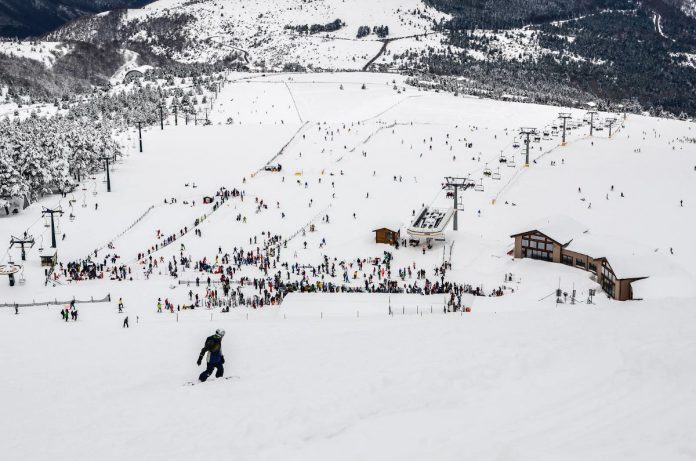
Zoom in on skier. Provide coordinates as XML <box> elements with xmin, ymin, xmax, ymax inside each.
<box><xmin>197</xmin><ymin>329</ymin><xmax>226</xmax><ymax>382</ymax></box>
<box><xmin>123</xmin><ymin>316</ymin><xmax>129</xmax><ymax>328</ymax></box>
<box><xmin>118</xmin><ymin>298</ymin><xmax>124</xmax><ymax>313</ymax></box>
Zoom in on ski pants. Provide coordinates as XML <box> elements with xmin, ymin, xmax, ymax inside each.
<box><xmin>199</xmin><ymin>361</ymin><xmax>224</xmax><ymax>382</ymax></box>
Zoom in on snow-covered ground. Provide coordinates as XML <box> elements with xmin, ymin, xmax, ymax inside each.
<box><xmin>1</xmin><ymin>72</ymin><xmax>696</xmax><ymax>460</ymax></box>
<box><xmin>119</xmin><ymin>0</ymin><xmax>449</xmax><ymax>68</ymax></box>
<box><xmin>0</xmin><ymin>40</ymin><xmax>69</xmax><ymax>67</ymax></box>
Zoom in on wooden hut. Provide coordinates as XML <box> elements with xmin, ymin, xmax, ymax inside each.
<box><xmin>40</xmin><ymin>251</ymin><xmax>58</xmax><ymax>267</ymax></box>
<box><xmin>373</xmin><ymin>228</ymin><xmax>400</xmax><ymax>245</ymax></box>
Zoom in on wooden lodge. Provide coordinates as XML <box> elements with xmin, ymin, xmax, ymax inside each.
<box><xmin>510</xmin><ymin>217</ymin><xmax>647</xmax><ymax>301</ymax></box>
<box><xmin>373</xmin><ymin>228</ymin><xmax>400</xmax><ymax>246</ymax></box>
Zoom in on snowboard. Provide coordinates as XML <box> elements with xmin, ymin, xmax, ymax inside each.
<box><xmin>184</xmin><ymin>376</ymin><xmax>240</xmax><ymax>386</ymax></box>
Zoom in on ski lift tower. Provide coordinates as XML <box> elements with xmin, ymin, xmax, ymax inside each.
<box><xmin>442</xmin><ymin>176</ymin><xmax>472</xmax><ymax>231</ymax></box>
<box><xmin>42</xmin><ymin>207</ymin><xmax>64</xmax><ymax>248</ymax></box>
<box><xmin>519</xmin><ymin>128</ymin><xmax>538</xmax><ymax>167</ymax></box>
<box><xmin>558</xmin><ymin>113</ymin><xmax>572</xmax><ymax>146</ymax></box>
<box><xmin>135</xmin><ymin>121</ymin><xmax>145</xmax><ymax>152</ymax></box>
<box><xmin>606</xmin><ymin>117</ymin><xmax>617</xmax><ymax>138</ymax></box>
<box><xmin>587</xmin><ymin>110</ymin><xmax>598</xmax><ymax>136</ymax></box>
<box><xmin>99</xmin><ymin>153</ymin><xmax>113</xmax><ymax>192</ymax></box>
<box><xmin>10</xmin><ymin>234</ymin><xmax>34</xmax><ymax>261</ymax></box>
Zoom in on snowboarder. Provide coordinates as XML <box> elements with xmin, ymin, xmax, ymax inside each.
<box><xmin>197</xmin><ymin>329</ymin><xmax>226</xmax><ymax>382</ymax></box>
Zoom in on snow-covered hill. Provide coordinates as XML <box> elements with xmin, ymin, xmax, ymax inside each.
<box><xmin>0</xmin><ymin>40</ymin><xmax>70</xmax><ymax>67</ymax></box>
<box><xmin>46</xmin><ymin>0</ymin><xmax>449</xmax><ymax>70</ymax></box>
<box><xmin>1</xmin><ymin>72</ymin><xmax>696</xmax><ymax>460</ymax></box>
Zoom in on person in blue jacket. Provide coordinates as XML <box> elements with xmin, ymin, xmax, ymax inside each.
<box><xmin>197</xmin><ymin>329</ymin><xmax>225</xmax><ymax>382</ymax></box>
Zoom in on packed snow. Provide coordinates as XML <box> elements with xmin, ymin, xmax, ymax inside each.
<box><xmin>1</xmin><ymin>72</ymin><xmax>696</xmax><ymax>460</ymax></box>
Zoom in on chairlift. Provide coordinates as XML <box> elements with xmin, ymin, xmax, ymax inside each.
<box><xmin>483</xmin><ymin>163</ymin><xmax>492</xmax><ymax>176</ymax></box>
<box><xmin>499</xmin><ymin>153</ymin><xmax>508</xmax><ymax>163</ymax></box>
<box><xmin>512</xmin><ymin>142</ymin><xmax>520</xmax><ymax>149</ymax></box>
<box><xmin>507</xmin><ymin>157</ymin><xmax>516</xmax><ymax>168</ymax></box>
<box><xmin>474</xmin><ymin>179</ymin><xmax>484</xmax><ymax>192</ymax></box>
<box><xmin>43</xmin><ymin>216</ymin><xmax>50</xmax><ymax>228</ymax></box>
<box><xmin>492</xmin><ymin>168</ymin><xmax>501</xmax><ymax>180</ymax></box>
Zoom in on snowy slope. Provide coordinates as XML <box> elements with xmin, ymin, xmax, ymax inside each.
<box><xmin>1</xmin><ymin>73</ymin><xmax>696</xmax><ymax>460</ymax></box>
<box><xmin>0</xmin><ymin>40</ymin><xmax>70</xmax><ymax>67</ymax></box>
<box><xmin>49</xmin><ymin>0</ymin><xmax>449</xmax><ymax>69</ymax></box>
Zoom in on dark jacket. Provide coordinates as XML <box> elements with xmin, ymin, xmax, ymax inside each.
<box><xmin>199</xmin><ymin>334</ymin><xmax>223</xmax><ymax>364</ymax></box>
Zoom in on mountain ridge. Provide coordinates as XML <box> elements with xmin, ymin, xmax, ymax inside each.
<box><xmin>0</xmin><ymin>0</ymin><xmax>155</xmax><ymax>38</ymax></box>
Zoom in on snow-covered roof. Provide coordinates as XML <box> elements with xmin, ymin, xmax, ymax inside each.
<box><xmin>566</xmin><ymin>233</ymin><xmax>650</xmax><ymax>280</ymax></box>
<box><xmin>511</xmin><ymin>215</ymin><xmax>587</xmax><ymax>245</ymax></box>
<box><xmin>514</xmin><ymin>217</ymin><xmax>651</xmax><ymax>280</ymax></box>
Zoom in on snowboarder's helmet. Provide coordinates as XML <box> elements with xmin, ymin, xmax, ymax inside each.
<box><xmin>216</xmin><ymin>328</ymin><xmax>226</xmax><ymax>337</ymax></box>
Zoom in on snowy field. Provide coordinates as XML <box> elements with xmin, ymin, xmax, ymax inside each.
<box><xmin>1</xmin><ymin>72</ymin><xmax>696</xmax><ymax>460</ymax></box>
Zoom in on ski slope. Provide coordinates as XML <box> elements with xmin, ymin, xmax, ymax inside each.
<box><xmin>1</xmin><ymin>72</ymin><xmax>696</xmax><ymax>460</ymax></box>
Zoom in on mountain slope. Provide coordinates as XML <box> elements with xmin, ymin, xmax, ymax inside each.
<box><xmin>0</xmin><ymin>0</ymin><xmax>155</xmax><ymax>38</ymax></box>
<box><xmin>4</xmin><ymin>0</ymin><xmax>696</xmax><ymax>116</ymax></box>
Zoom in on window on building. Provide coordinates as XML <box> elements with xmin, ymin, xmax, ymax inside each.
<box><xmin>576</xmin><ymin>258</ymin><xmax>585</xmax><ymax>268</ymax></box>
<box><xmin>601</xmin><ymin>263</ymin><xmax>616</xmax><ymax>298</ymax></box>
<box><xmin>562</xmin><ymin>254</ymin><xmax>572</xmax><ymax>265</ymax></box>
<box><xmin>529</xmin><ymin>249</ymin><xmax>551</xmax><ymax>261</ymax></box>
<box><xmin>520</xmin><ymin>233</ymin><xmax>553</xmax><ymax>262</ymax></box>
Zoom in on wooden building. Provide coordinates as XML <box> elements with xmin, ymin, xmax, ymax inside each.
<box><xmin>373</xmin><ymin>228</ymin><xmax>400</xmax><ymax>245</ymax></box>
<box><xmin>511</xmin><ymin>217</ymin><xmax>647</xmax><ymax>301</ymax></box>
<box><xmin>40</xmin><ymin>251</ymin><xmax>58</xmax><ymax>267</ymax></box>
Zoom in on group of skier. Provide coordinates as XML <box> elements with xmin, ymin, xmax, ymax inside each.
<box><xmin>60</xmin><ymin>300</ymin><xmax>78</xmax><ymax>322</ymax></box>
